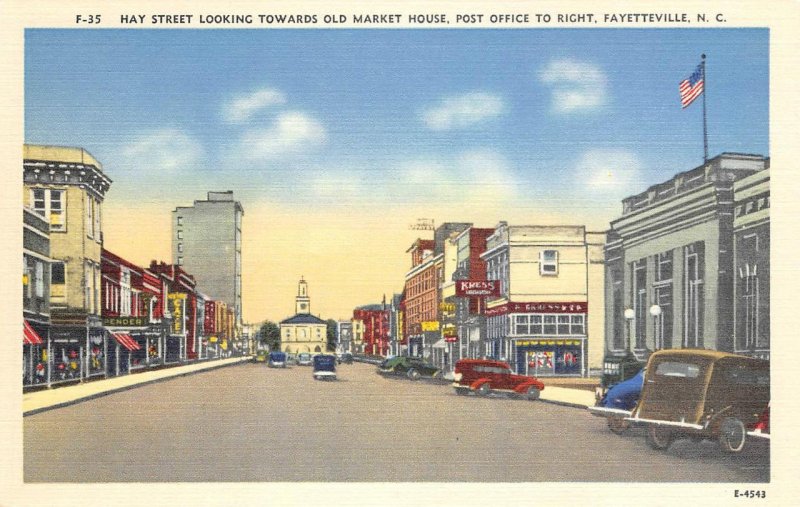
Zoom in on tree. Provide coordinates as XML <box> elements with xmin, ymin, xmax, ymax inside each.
<box><xmin>259</xmin><ymin>321</ymin><xmax>281</xmax><ymax>351</ymax></box>
<box><xmin>326</xmin><ymin>319</ymin><xmax>338</xmax><ymax>352</ymax></box>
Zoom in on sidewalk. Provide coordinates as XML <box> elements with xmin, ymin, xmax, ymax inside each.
<box><xmin>23</xmin><ymin>356</ymin><xmax>250</xmax><ymax>416</ymax></box>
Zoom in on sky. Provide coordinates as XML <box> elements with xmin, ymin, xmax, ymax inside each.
<box><xmin>24</xmin><ymin>28</ymin><xmax>769</xmax><ymax>323</ymax></box>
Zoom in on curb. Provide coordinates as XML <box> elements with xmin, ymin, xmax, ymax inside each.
<box><xmin>538</xmin><ymin>398</ymin><xmax>590</xmax><ymax>410</ymax></box>
<box><xmin>23</xmin><ymin>358</ymin><xmax>249</xmax><ymax>417</ymax></box>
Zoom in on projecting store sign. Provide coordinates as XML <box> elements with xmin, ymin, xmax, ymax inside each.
<box><xmin>455</xmin><ymin>280</ymin><xmax>501</xmax><ymax>297</ymax></box>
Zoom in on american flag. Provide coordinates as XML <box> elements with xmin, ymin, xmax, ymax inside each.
<box><xmin>679</xmin><ymin>63</ymin><xmax>704</xmax><ymax>109</ymax></box>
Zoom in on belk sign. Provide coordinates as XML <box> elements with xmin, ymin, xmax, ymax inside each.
<box><xmin>456</xmin><ymin>280</ymin><xmax>500</xmax><ymax>297</ymax></box>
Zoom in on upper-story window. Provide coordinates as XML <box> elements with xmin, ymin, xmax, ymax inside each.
<box><xmin>32</xmin><ymin>188</ymin><xmax>66</xmax><ymax>231</ymax></box>
<box><xmin>177</xmin><ymin>216</ymin><xmax>183</xmax><ymax>226</ymax></box>
<box><xmin>177</xmin><ymin>231</ymin><xmax>183</xmax><ymax>240</ymax></box>
<box><xmin>540</xmin><ymin>250</ymin><xmax>558</xmax><ymax>276</ymax></box>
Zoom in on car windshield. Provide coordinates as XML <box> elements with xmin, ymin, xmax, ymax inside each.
<box><xmin>314</xmin><ymin>356</ymin><xmax>335</xmax><ymax>369</ymax></box>
<box><xmin>269</xmin><ymin>352</ymin><xmax>285</xmax><ymax>360</ymax></box>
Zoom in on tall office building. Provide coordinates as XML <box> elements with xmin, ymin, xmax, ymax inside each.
<box><xmin>172</xmin><ymin>191</ymin><xmax>243</xmax><ymax>325</ymax></box>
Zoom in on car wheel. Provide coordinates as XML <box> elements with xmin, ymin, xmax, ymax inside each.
<box><xmin>607</xmin><ymin>416</ymin><xmax>629</xmax><ymax>435</ymax></box>
<box><xmin>645</xmin><ymin>424</ymin><xmax>673</xmax><ymax>451</ymax></box>
<box><xmin>477</xmin><ymin>383</ymin><xmax>491</xmax><ymax>396</ymax></box>
<box><xmin>525</xmin><ymin>386</ymin><xmax>541</xmax><ymax>401</ymax></box>
<box><xmin>407</xmin><ymin>369</ymin><xmax>421</xmax><ymax>381</ymax></box>
<box><xmin>718</xmin><ymin>417</ymin><xmax>747</xmax><ymax>453</ymax></box>
<box><xmin>454</xmin><ymin>386</ymin><xmax>468</xmax><ymax>396</ymax></box>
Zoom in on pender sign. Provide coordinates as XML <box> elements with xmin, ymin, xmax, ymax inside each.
<box><xmin>456</xmin><ymin>280</ymin><xmax>500</xmax><ymax>297</ymax></box>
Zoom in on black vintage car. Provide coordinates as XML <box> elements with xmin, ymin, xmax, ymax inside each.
<box><xmin>377</xmin><ymin>356</ymin><xmax>441</xmax><ymax>381</ymax></box>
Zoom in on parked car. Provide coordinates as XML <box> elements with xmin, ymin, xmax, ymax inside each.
<box><xmin>285</xmin><ymin>353</ymin><xmax>297</xmax><ymax>365</ymax></box>
<box><xmin>254</xmin><ymin>349</ymin><xmax>268</xmax><ymax>363</ymax></box>
<box><xmin>452</xmin><ymin>359</ymin><xmax>544</xmax><ymax>400</ymax></box>
<box><xmin>312</xmin><ymin>354</ymin><xmax>337</xmax><ymax>380</ymax></box>
<box><xmin>377</xmin><ymin>356</ymin><xmax>441</xmax><ymax>380</ymax></box>
<box><xmin>587</xmin><ymin>368</ymin><xmax>645</xmax><ymax>434</ymax></box>
<box><xmin>268</xmin><ymin>351</ymin><xmax>287</xmax><ymax>368</ymax></box>
<box><xmin>597</xmin><ymin>351</ymin><xmax>646</xmax><ymax>399</ymax></box>
<box><xmin>337</xmin><ymin>353</ymin><xmax>354</xmax><ymax>364</ymax></box>
<box><xmin>627</xmin><ymin>349</ymin><xmax>769</xmax><ymax>453</ymax></box>
<box><xmin>297</xmin><ymin>353</ymin><xmax>313</xmax><ymax>366</ymax></box>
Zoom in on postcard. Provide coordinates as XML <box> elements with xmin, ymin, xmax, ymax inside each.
<box><xmin>2</xmin><ymin>0</ymin><xmax>798</xmax><ymax>505</ymax></box>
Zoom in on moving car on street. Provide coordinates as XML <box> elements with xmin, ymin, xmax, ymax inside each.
<box><xmin>452</xmin><ymin>359</ymin><xmax>544</xmax><ymax>400</ymax></box>
<box><xmin>627</xmin><ymin>349</ymin><xmax>769</xmax><ymax>453</ymax></box>
<box><xmin>254</xmin><ymin>349</ymin><xmax>268</xmax><ymax>363</ymax></box>
<box><xmin>297</xmin><ymin>353</ymin><xmax>313</xmax><ymax>366</ymax></box>
<box><xmin>337</xmin><ymin>352</ymin><xmax>354</xmax><ymax>364</ymax></box>
<box><xmin>377</xmin><ymin>356</ymin><xmax>441</xmax><ymax>381</ymax></box>
<box><xmin>312</xmin><ymin>354</ymin><xmax>337</xmax><ymax>380</ymax></box>
<box><xmin>268</xmin><ymin>351</ymin><xmax>288</xmax><ymax>368</ymax></box>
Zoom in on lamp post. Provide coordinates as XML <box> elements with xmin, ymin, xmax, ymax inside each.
<box><xmin>624</xmin><ymin>308</ymin><xmax>635</xmax><ymax>352</ymax></box>
<box><xmin>650</xmin><ymin>304</ymin><xmax>662</xmax><ymax>350</ymax></box>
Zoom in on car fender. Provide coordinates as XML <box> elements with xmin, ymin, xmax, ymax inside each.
<box><xmin>513</xmin><ymin>381</ymin><xmax>544</xmax><ymax>394</ymax></box>
<box><xmin>469</xmin><ymin>378</ymin><xmax>492</xmax><ymax>390</ymax></box>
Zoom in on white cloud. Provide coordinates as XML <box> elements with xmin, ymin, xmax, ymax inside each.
<box><xmin>120</xmin><ymin>128</ymin><xmax>204</xmax><ymax>171</ymax></box>
<box><xmin>223</xmin><ymin>88</ymin><xmax>287</xmax><ymax>123</ymax></box>
<box><xmin>422</xmin><ymin>92</ymin><xmax>506</xmax><ymax>130</ymax></box>
<box><xmin>574</xmin><ymin>149</ymin><xmax>644</xmax><ymax>196</ymax></box>
<box><xmin>241</xmin><ymin>111</ymin><xmax>327</xmax><ymax>160</ymax></box>
<box><xmin>539</xmin><ymin>59</ymin><xmax>608</xmax><ymax>113</ymax></box>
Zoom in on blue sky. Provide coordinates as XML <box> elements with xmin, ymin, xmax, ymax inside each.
<box><xmin>24</xmin><ymin>28</ymin><xmax>770</xmax><ymax>320</ymax></box>
<box><xmin>25</xmin><ymin>28</ymin><xmax>768</xmax><ymax>211</ymax></box>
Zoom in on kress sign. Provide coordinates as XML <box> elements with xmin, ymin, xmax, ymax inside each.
<box><xmin>455</xmin><ymin>280</ymin><xmax>500</xmax><ymax>297</ymax></box>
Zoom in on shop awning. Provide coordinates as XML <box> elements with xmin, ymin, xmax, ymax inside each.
<box><xmin>112</xmin><ymin>332</ymin><xmax>141</xmax><ymax>351</ymax></box>
<box><xmin>23</xmin><ymin>320</ymin><xmax>44</xmax><ymax>345</ymax></box>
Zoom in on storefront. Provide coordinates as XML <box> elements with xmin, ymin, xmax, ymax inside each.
<box><xmin>48</xmin><ymin>326</ymin><xmax>87</xmax><ymax>384</ymax></box>
<box><xmin>488</xmin><ymin>301</ymin><xmax>589</xmax><ymax>377</ymax></box>
<box><xmin>106</xmin><ymin>330</ymin><xmax>141</xmax><ymax>376</ymax></box>
<box><xmin>515</xmin><ymin>339</ymin><xmax>585</xmax><ymax>377</ymax></box>
<box><xmin>23</xmin><ymin>320</ymin><xmax>48</xmax><ymax>388</ymax></box>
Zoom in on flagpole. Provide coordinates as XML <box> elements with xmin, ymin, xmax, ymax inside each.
<box><xmin>701</xmin><ymin>53</ymin><xmax>708</xmax><ymax>166</ymax></box>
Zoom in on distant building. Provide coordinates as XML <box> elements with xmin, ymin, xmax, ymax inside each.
<box><xmin>604</xmin><ymin>153</ymin><xmax>769</xmax><ymax>361</ymax></box>
<box><xmin>23</xmin><ymin>144</ymin><xmax>112</xmax><ymax>382</ymax></box>
<box><xmin>403</xmin><ymin>238</ymin><xmax>439</xmax><ymax>358</ymax></box>
<box><xmin>280</xmin><ymin>278</ymin><xmax>327</xmax><ymax>354</ymax></box>
<box><xmin>336</xmin><ymin>320</ymin><xmax>353</xmax><ymax>354</ymax></box>
<box><xmin>353</xmin><ymin>301</ymin><xmax>390</xmax><ymax>356</ymax></box>
<box><xmin>172</xmin><ymin>191</ymin><xmax>243</xmax><ymax>326</ymax></box>
<box><xmin>453</xmin><ymin>227</ymin><xmax>494</xmax><ymax>361</ymax></box>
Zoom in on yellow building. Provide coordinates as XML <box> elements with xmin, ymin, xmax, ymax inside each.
<box><xmin>23</xmin><ymin>144</ymin><xmax>112</xmax><ymax>380</ymax></box>
<box><xmin>482</xmin><ymin>223</ymin><xmax>605</xmax><ymax>377</ymax></box>
<box><xmin>351</xmin><ymin>318</ymin><xmax>364</xmax><ymax>354</ymax></box>
<box><xmin>279</xmin><ymin>278</ymin><xmax>328</xmax><ymax>354</ymax></box>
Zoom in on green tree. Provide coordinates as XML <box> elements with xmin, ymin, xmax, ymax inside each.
<box><xmin>259</xmin><ymin>321</ymin><xmax>281</xmax><ymax>351</ymax></box>
<box><xmin>326</xmin><ymin>319</ymin><xmax>338</xmax><ymax>352</ymax></box>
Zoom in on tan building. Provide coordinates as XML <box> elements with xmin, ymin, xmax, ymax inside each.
<box><xmin>482</xmin><ymin>223</ymin><xmax>605</xmax><ymax>377</ymax></box>
<box><xmin>23</xmin><ymin>144</ymin><xmax>112</xmax><ymax>380</ymax></box>
<box><xmin>279</xmin><ymin>278</ymin><xmax>327</xmax><ymax>354</ymax></box>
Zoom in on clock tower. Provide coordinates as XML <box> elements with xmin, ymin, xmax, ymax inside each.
<box><xmin>295</xmin><ymin>277</ymin><xmax>310</xmax><ymax>315</ymax></box>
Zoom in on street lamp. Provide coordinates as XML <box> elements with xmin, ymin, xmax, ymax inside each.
<box><xmin>650</xmin><ymin>304</ymin><xmax>662</xmax><ymax>350</ymax></box>
<box><xmin>624</xmin><ymin>308</ymin><xmax>635</xmax><ymax>352</ymax></box>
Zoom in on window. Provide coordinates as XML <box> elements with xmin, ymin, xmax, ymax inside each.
<box><xmin>684</xmin><ymin>242</ymin><xmax>705</xmax><ymax>348</ymax></box>
<box><xmin>177</xmin><ymin>231</ymin><xmax>183</xmax><ymax>240</ymax></box>
<box><xmin>51</xmin><ymin>262</ymin><xmax>65</xmax><ymax>284</ymax></box>
<box><xmin>86</xmin><ymin>196</ymin><xmax>94</xmax><ymax>239</ymax></box>
<box><xmin>543</xmin><ymin>315</ymin><xmax>557</xmax><ymax>335</ymax></box>
<box><xmin>24</xmin><ymin>265</ymin><xmax>31</xmax><ymax>299</ymax></box>
<box><xmin>35</xmin><ymin>262</ymin><xmax>44</xmax><ymax>297</ymax></box>
<box><xmin>515</xmin><ymin>315</ymin><xmax>529</xmax><ymax>335</ymax></box>
<box><xmin>633</xmin><ymin>259</ymin><xmax>647</xmax><ymax>350</ymax></box>
<box><xmin>557</xmin><ymin>315</ymin><xmax>570</xmax><ymax>334</ymax></box>
<box><xmin>570</xmin><ymin>315</ymin><xmax>585</xmax><ymax>335</ymax></box>
<box><xmin>94</xmin><ymin>199</ymin><xmax>101</xmax><ymax>240</ymax></box>
<box><xmin>177</xmin><ymin>243</ymin><xmax>183</xmax><ymax>253</ymax></box>
<box><xmin>32</xmin><ymin>188</ymin><xmax>67</xmax><ymax>231</ymax></box>
<box><xmin>655</xmin><ymin>361</ymin><xmax>701</xmax><ymax>378</ymax></box>
<box><xmin>177</xmin><ymin>216</ymin><xmax>183</xmax><ymax>226</ymax></box>
<box><xmin>177</xmin><ymin>256</ymin><xmax>183</xmax><ymax>266</ymax></box>
<box><xmin>540</xmin><ymin>250</ymin><xmax>558</xmax><ymax>276</ymax></box>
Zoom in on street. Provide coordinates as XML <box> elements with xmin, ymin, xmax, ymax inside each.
<box><xmin>24</xmin><ymin>362</ymin><xmax>769</xmax><ymax>482</ymax></box>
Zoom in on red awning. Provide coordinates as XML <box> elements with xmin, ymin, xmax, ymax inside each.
<box><xmin>24</xmin><ymin>320</ymin><xmax>44</xmax><ymax>345</ymax></box>
<box><xmin>112</xmin><ymin>332</ymin><xmax>141</xmax><ymax>351</ymax></box>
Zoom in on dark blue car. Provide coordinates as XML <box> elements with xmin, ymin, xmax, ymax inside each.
<box><xmin>312</xmin><ymin>354</ymin><xmax>337</xmax><ymax>380</ymax></box>
<box><xmin>587</xmin><ymin>368</ymin><xmax>644</xmax><ymax>434</ymax></box>
<box><xmin>268</xmin><ymin>351</ymin><xmax>287</xmax><ymax>368</ymax></box>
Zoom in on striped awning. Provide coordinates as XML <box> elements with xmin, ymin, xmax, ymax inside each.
<box><xmin>112</xmin><ymin>332</ymin><xmax>141</xmax><ymax>351</ymax></box>
<box><xmin>23</xmin><ymin>320</ymin><xmax>44</xmax><ymax>345</ymax></box>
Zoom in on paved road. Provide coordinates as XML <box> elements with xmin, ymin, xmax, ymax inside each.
<box><xmin>24</xmin><ymin>362</ymin><xmax>769</xmax><ymax>482</ymax></box>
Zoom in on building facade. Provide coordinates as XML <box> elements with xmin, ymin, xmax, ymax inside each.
<box><xmin>353</xmin><ymin>303</ymin><xmax>390</xmax><ymax>356</ymax></box>
<box><xmin>482</xmin><ymin>223</ymin><xmax>605</xmax><ymax>377</ymax></box>
<box><xmin>452</xmin><ymin>227</ymin><xmax>494</xmax><ymax>363</ymax></box>
<box><xmin>23</xmin><ymin>144</ymin><xmax>112</xmax><ymax>382</ymax></box>
<box><xmin>604</xmin><ymin>153</ymin><xmax>769</xmax><ymax>362</ymax></box>
<box><xmin>732</xmin><ymin>168</ymin><xmax>770</xmax><ymax>359</ymax></box>
<box><xmin>403</xmin><ymin>239</ymin><xmax>440</xmax><ymax>359</ymax></box>
<box><xmin>280</xmin><ymin>278</ymin><xmax>327</xmax><ymax>354</ymax></box>
<box><xmin>172</xmin><ymin>191</ymin><xmax>243</xmax><ymax>326</ymax></box>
